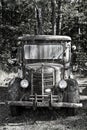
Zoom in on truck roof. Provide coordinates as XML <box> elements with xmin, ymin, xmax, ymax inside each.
<box><xmin>18</xmin><ymin>35</ymin><xmax>71</xmax><ymax>41</ymax></box>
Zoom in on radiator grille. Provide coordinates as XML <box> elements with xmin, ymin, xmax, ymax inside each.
<box><xmin>33</xmin><ymin>72</ymin><xmax>42</xmax><ymax>95</ymax></box>
<box><xmin>44</xmin><ymin>73</ymin><xmax>53</xmax><ymax>90</ymax></box>
<box><xmin>32</xmin><ymin>70</ymin><xmax>54</xmax><ymax>95</ymax></box>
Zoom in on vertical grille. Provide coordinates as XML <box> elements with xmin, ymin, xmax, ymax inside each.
<box><xmin>32</xmin><ymin>69</ymin><xmax>54</xmax><ymax>95</ymax></box>
<box><xmin>44</xmin><ymin>72</ymin><xmax>53</xmax><ymax>93</ymax></box>
<box><xmin>33</xmin><ymin>72</ymin><xmax>42</xmax><ymax>95</ymax></box>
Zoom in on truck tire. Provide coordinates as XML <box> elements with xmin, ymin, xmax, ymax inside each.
<box><xmin>9</xmin><ymin>106</ymin><xmax>20</xmax><ymax>116</ymax></box>
<box><xmin>66</xmin><ymin>79</ymin><xmax>80</xmax><ymax>116</ymax></box>
<box><xmin>8</xmin><ymin>78</ymin><xmax>21</xmax><ymax>116</ymax></box>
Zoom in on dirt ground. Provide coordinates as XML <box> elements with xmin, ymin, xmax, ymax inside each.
<box><xmin>0</xmin><ymin>72</ymin><xmax>87</xmax><ymax>130</ymax></box>
<box><xmin>0</xmin><ymin>103</ymin><xmax>87</xmax><ymax>130</ymax></box>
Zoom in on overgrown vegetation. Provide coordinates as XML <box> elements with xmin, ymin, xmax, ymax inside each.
<box><xmin>0</xmin><ymin>0</ymin><xmax>87</xmax><ymax>71</ymax></box>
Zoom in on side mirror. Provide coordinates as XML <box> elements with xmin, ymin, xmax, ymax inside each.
<box><xmin>72</xmin><ymin>45</ymin><xmax>76</xmax><ymax>51</ymax></box>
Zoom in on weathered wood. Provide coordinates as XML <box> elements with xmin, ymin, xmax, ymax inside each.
<box><xmin>52</xmin><ymin>102</ymin><xmax>83</xmax><ymax>108</ymax></box>
<box><xmin>8</xmin><ymin>101</ymin><xmax>33</xmax><ymax>106</ymax></box>
<box><xmin>79</xmin><ymin>87</ymin><xmax>86</xmax><ymax>93</ymax></box>
<box><xmin>80</xmin><ymin>95</ymin><xmax>87</xmax><ymax>101</ymax></box>
<box><xmin>0</xmin><ymin>102</ymin><xmax>6</xmax><ymax>105</ymax></box>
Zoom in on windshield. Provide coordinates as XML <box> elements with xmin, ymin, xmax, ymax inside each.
<box><xmin>24</xmin><ymin>44</ymin><xmax>63</xmax><ymax>59</ymax></box>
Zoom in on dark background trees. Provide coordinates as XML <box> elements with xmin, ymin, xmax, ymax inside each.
<box><xmin>0</xmin><ymin>0</ymin><xmax>87</xmax><ymax>70</ymax></box>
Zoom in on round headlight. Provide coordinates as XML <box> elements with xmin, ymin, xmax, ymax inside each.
<box><xmin>20</xmin><ymin>79</ymin><xmax>29</xmax><ymax>88</ymax></box>
<box><xmin>59</xmin><ymin>80</ymin><xmax>67</xmax><ymax>89</ymax></box>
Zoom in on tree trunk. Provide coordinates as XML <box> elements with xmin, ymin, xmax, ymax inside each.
<box><xmin>34</xmin><ymin>3</ymin><xmax>43</xmax><ymax>35</ymax></box>
<box><xmin>34</xmin><ymin>7</ymin><xmax>38</xmax><ymax>35</ymax></box>
<box><xmin>1</xmin><ymin>0</ymin><xmax>5</xmax><ymax>25</ymax></box>
<box><xmin>51</xmin><ymin>0</ymin><xmax>56</xmax><ymax>35</ymax></box>
<box><xmin>36</xmin><ymin>7</ymin><xmax>43</xmax><ymax>35</ymax></box>
<box><xmin>56</xmin><ymin>0</ymin><xmax>62</xmax><ymax>35</ymax></box>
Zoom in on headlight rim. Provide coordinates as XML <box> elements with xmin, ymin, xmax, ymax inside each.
<box><xmin>58</xmin><ymin>79</ymin><xmax>67</xmax><ymax>89</ymax></box>
<box><xmin>20</xmin><ymin>79</ymin><xmax>29</xmax><ymax>88</ymax></box>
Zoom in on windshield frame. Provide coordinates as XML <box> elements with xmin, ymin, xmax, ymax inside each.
<box><xmin>22</xmin><ymin>40</ymin><xmax>71</xmax><ymax>64</ymax></box>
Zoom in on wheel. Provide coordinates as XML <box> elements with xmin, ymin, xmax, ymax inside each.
<box><xmin>8</xmin><ymin>78</ymin><xmax>21</xmax><ymax>116</ymax></box>
<box><xmin>9</xmin><ymin>106</ymin><xmax>20</xmax><ymax>116</ymax></box>
<box><xmin>65</xmin><ymin>79</ymin><xmax>80</xmax><ymax>116</ymax></box>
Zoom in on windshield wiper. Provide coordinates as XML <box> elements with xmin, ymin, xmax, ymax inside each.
<box><xmin>52</xmin><ymin>47</ymin><xmax>67</xmax><ymax>60</ymax></box>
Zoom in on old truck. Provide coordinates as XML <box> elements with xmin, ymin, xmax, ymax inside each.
<box><xmin>8</xmin><ymin>35</ymin><xmax>82</xmax><ymax>116</ymax></box>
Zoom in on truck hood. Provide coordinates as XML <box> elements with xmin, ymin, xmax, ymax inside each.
<box><xmin>25</xmin><ymin>62</ymin><xmax>63</xmax><ymax>71</ymax></box>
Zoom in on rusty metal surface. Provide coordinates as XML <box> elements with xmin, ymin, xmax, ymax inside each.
<box><xmin>7</xmin><ymin>101</ymin><xmax>83</xmax><ymax>108</ymax></box>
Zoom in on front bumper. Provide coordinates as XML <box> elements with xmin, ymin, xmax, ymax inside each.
<box><xmin>8</xmin><ymin>94</ymin><xmax>83</xmax><ymax>108</ymax></box>
<box><xmin>8</xmin><ymin>101</ymin><xmax>82</xmax><ymax>108</ymax></box>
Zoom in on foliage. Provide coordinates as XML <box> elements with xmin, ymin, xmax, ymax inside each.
<box><xmin>0</xmin><ymin>0</ymin><xmax>87</xmax><ymax>71</ymax></box>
